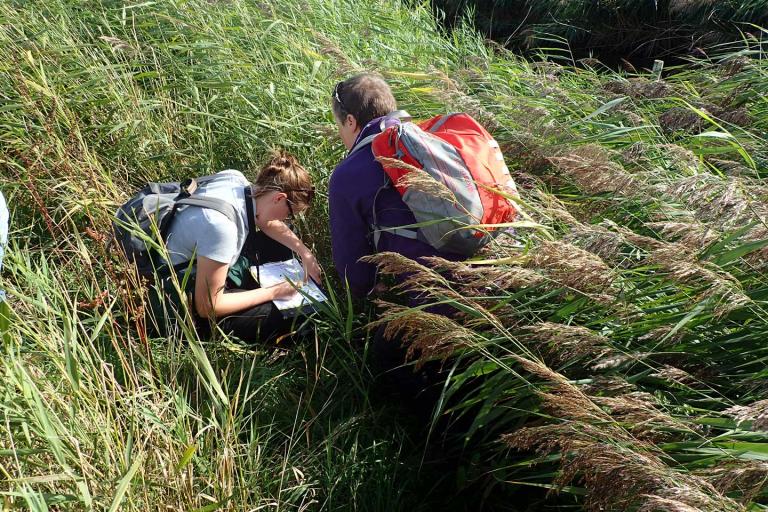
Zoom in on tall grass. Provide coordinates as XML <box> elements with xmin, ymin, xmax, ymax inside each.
<box><xmin>0</xmin><ymin>0</ymin><xmax>471</xmax><ymax>509</ymax></box>
<box><xmin>2</xmin><ymin>0</ymin><xmax>768</xmax><ymax>510</ymax></box>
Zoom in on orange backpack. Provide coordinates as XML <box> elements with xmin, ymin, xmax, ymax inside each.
<box><xmin>355</xmin><ymin>112</ymin><xmax>518</xmax><ymax>256</ymax></box>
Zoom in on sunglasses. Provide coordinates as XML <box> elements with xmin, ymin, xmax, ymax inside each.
<box><xmin>333</xmin><ymin>82</ymin><xmax>346</xmax><ymax>113</ymax></box>
<box><xmin>284</xmin><ymin>187</ymin><xmax>316</xmax><ymax>220</ymax></box>
<box><xmin>286</xmin><ymin>198</ymin><xmax>296</xmax><ymax>221</ymax></box>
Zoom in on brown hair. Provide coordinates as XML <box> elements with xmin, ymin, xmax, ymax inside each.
<box><xmin>331</xmin><ymin>73</ymin><xmax>397</xmax><ymax>128</ymax></box>
<box><xmin>253</xmin><ymin>151</ymin><xmax>314</xmax><ymax>211</ymax></box>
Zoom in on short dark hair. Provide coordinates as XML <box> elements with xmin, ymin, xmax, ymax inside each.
<box><xmin>331</xmin><ymin>74</ymin><xmax>397</xmax><ymax>128</ymax></box>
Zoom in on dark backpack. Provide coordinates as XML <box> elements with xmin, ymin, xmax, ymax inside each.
<box><xmin>113</xmin><ymin>175</ymin><xmax>238</xmax><ymax>277</ymax></box>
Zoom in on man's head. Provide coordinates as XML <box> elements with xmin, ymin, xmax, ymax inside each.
<box><xmin>331</xmin><ymin>74</ymin><xmax>397</xmax><ymax>150</ymax></box>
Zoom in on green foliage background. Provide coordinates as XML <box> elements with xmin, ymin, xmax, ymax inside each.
<box><xmin>1</xmin><ymin>0</ymin><xmax>768</xmax><ymax>511</ymax></box>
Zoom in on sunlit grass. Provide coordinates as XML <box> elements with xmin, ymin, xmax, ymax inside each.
<box><xmin>2</xmin><ymin>0</ymin><xmax>768</xmax><ymax>510</ymax></box>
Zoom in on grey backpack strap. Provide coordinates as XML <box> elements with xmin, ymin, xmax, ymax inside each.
<box><xmin>369</xmin><ymin>181</ymin><xmax>419</xmax><ymax>251</ymax></box>
<box><xmin>348</xmin><ymin>110</ymin><xmax>412</xmax><ymax>158</ymax></box>
<box><xmin>348</xmin><ymin>133</ymin><xmax>379</xmax><ymax>158</ymax></box>
<box><xmin>175</xmin><ymin>196</ymin><xmax>238</xmax><ymax>223</ymax></box>
<box><xmin>371</xmin><ymin>225</ymin><xmax>419</xmax><ymax>249</ymax></box>
<box><xmin>427</xmin><ymin>113</ymin><xmax>457</xmax><ymax>133</ymax></box>
<box><xmin>380</xmin><ymin>110</ymin><xmax>411</xmax><ymax>129</ymax></box>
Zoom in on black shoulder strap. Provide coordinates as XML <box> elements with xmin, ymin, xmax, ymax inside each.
<box><xmin>243</xmin><ymin>186</ymin><xmax>256</xmax><ymax>234</ymax></box>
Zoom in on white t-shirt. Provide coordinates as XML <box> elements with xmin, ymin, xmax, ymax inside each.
<box><xmin>165</xmin><ymin>170</ymin><xmax>253</xmax><ymax>268</ymax></box>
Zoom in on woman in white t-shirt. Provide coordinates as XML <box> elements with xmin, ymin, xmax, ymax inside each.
<box><xmin>151</xmin><ymin>152</ymin><xmax>320</xmax><ymax>343</ymax></box>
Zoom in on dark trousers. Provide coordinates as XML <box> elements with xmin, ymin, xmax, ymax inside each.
<box><xmin>149</xmin><ymin>230</ymin><xmax>300</xmax><ymax>344</ymax></box>
<box><xmin>370</xmin><ymin>325</ymin><xmax>446</xmax><ymax>420</ymax></box>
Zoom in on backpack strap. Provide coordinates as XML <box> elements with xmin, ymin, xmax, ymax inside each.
<box><xmin>243</xmin><ymin>186</ymin><xmax>257</xmax><ymax>234</ymax></box>
<box><xmin>347</xmin><ymin>110</ymin><xmax>412</xmax><ymax>158</ymax></box>
<box><xmin>175</xmin><ymin>197</ymin><xmax>237</xmax><ymax>222</ymax></box>
<box><xmin>343</xmin><ymin>110</ymin><xmax>420</xmax><ymax>250</ymax></box>
<box><xmin>371</xmin><ymin>223</ymin><xmax>419</xmax><ymax>249</ymax></box>
<box><xmin>427</xmin><ymin>113</ymin><xmax>457</xmax><ymax>133</ymax></box>
<box><xmin>379</xmin><ymin>110</ymin><xmax>412</xmax><ymax>130</ymax></box>
<box><xmin>158</xmin><ymin>195</ymin><xmax>237</xmax><ymax>242</ymax></box>
<box><xmin>369</xmin><ymin>181</ymin><xmax>419</xmax><ymax>251</ymax></box>
<box><xmin>348</xmin><ymin>133</ymin><xmax>379</xmax><ymax>158</ymax></box>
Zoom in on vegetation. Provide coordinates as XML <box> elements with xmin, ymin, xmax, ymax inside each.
<box><xmin>2</xmin><ymin>0</ymin><xmax>768</xmax><ymax>510</ymax></box>
<box><xmin>433</xmin><ymin>0</ymin><xmax>768</xmax><ymax>67</ymax></box>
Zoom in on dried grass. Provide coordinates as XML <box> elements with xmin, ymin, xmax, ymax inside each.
<box><xmin>603</xmin><ymin>78</ymin><xmax>674</xmax><ymax>99</ymax></box>
<box><xmin>503</xmin><ymin>355</ymin><xmax>742</xmax><ymax>512</ymax></box>
<box><xmin>524</xmin><ymin>322</ymin><xmax>611</xmax><ymax>366</ymax></box>
<box><xmin>665</xmin><ymin>174</ymin><xmax>768</xmax><ymax>236</ymax></box>
<box><xmin>528</xmin><ymin>240</ymin><xmax>618</xmax><ymax>297</ymax></box>
<box><xmin>651</xmin><ymin>365</ymin><xmax>699</xmax><ymax>386</ymax></box>
<box><xmin>708</xmin><ymin>158</ymin><xmax>754</xmax><ymax>177</ymax></box>
<box><xmin>566</xmin><ymin>224</ymin><xmax>628</xmax><ymax>262</ymax></box>
<box><xmin>720</xmin><ymin>56</ymin><xmax>753</xmax><ymax>77</ymax></box>
<box><xmin>594</xmin><ymin>220</ymin><xmax>752</xmax><ymax>315</ymax></box>
<box><xmin>98</xmin><ymin>35</ymin><xmax>135</xmax><ymax>53</ymax></box>
<box><xmin>638</xmin><ymin>326</ymin><xmax>687</xmax><ymax>346</ymax></box>
<box><xmin>659</xmin><ymin>107</ymin><xmax>705</xmax><ymax>133</ymax></box>
<box><xmin>581</xmin><ymin>375</ymin><xmax>637</xmax><ymax>396</ymax></box>
<box><xmin>548</xmin><ymin>144</ymin><xmax>639</xmax><ymax>195</ymax></box>
<box><xmin>593</xmin><ymin>393</ymin><xmax>695</xmax><ymax>441</ymax></box>
<box><xmin>616</xmin><ymin>108</ymin><xmax>646</xmax><ymax>127</ymax></box>
<box><xmin>646</xmin><ymin>243</ymin><xmax>752</xmax><ymax>316</ymax></box>
<box><xmin>429</xmin><ymin>67</ymin><xmax>501</xmax><ymax>132</ymax></box>
<box><xmin>361</xmin><ymin>252</ymin><xmax>450</xmax><ymax>292</ymax></box>
<box><xmin>591</xmin><ymin>351</ymin><xmax>652</xmax><ymax>371</ymax></box>
<box><xmin>313</xmin><ymin>32</ymin><xmax>358</xmax><ymax>77</ymax></box>
<box><xmin>718</xmin><ymin>107</ymin><xmax>751</xmax><ymax>127</ymax></box>
<box><xmin>422</xmin><ymin>256</ymin><xmax>544</xmax><ymax>293</ymax></box>
<box><xmin>743</xmin><ymin>225</ymin><xmax>768</xmax><ymax>264</ymax></box>
<box><xmin>621</xmin><ymin>141</ymin><xmax>648</xmax><ymax>163</ymax></box>
<box><xmin>645</xmin><ymin>221</ymin><xmax>720</xmax><ymax>250</ymax></box>
<box><xmin>699</xmin><ymin>460</ymin><xmax>768</xmax><ymax>504</ymax></box>
<box><xmin>371</xmin><ymin>302</ymin><xmax>478</xmax><ymax>368</ymax></box>
<box><xmin>658</xmin><ymin>143</ymin><xmax>701</xmax><ymax>172</ymax></box>
<box><xmin>534</xmin><ymin>192</ymin><xmax>631</xmax><ymax>262</ymax></box>
<box><xmin>725</xmin><ymin>399</ymin><xmax>768</xmax><ymax>431</ymax></box>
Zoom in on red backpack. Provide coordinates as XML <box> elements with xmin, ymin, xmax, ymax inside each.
<box><xmin>353</xmin><ymin>112</ymin><xmax>518</xmax><ymax>256</ymax></box>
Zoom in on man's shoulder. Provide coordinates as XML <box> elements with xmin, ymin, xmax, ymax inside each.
<box><xmin>331</xmin><ymin>149</ymin><xmax>382</xmax><ymax>184</ymax></box>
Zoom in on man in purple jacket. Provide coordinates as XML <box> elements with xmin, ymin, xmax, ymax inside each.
<box><xmin>328</xmin><ymin>74</ymin><xmax>462</xmax><ymax>297</ymax></box>
<box><xmin>328</xmin><ymin>74</ymin><xmax>462</xmax><ymax>408</ymax></box>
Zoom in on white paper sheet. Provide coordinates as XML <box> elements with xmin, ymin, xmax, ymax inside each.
<box><xmin>250</xmin><ymin>258</ymin><xmax>327</xmax><ymax>311</ymax></box>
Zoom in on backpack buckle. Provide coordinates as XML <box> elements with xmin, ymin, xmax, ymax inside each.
<box><xmin>179</xmin><ymin>178</ymin><xmax>198</xmax><ymax>197</ymax></box>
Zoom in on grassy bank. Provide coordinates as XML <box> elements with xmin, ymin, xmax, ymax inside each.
<box><xmin>2</xmin><ymin>0</ymin><xmax>768</xmax><ymax>510</ymax></box>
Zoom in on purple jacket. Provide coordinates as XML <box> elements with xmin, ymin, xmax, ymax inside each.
<box><xmin>329</xmin><ymin>116</ymin><xmax>463</xmax><ymax>297</ymax></box>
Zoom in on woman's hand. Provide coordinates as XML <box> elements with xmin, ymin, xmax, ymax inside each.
<box><xmin>196</xmin><ymin>256</ymin><xmax>297</xmax><ymax>317</ymax></box>
<box><xmin>269</xmin><ymin>281</ymin><xmax>299</xmax><ymax>300</ymax></box>
<box><xmin>258</xmin><ymin>220</ymin><xmax>322</xmax><ymax>283</ymax></box>
<box><xmin>299</xmin><ymin>249</ymin><xmax>322</xmax><ymax>284</ymax></box>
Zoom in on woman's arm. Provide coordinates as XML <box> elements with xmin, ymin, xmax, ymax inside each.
<box><xmin>194</xmin><ymin>255</ymin><xmax>296</xmax><ymax>318</ymax></box>
<box><xmin>259</xmin><ymin>220</ymin><xmax>321</xmax><ymax>282</ymax></box>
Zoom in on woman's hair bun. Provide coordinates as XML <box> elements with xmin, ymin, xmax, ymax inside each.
<box><xmin>253</xmin><ymin>150</ymin><xmax>314</xmax><ymax>210</ymax></box>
